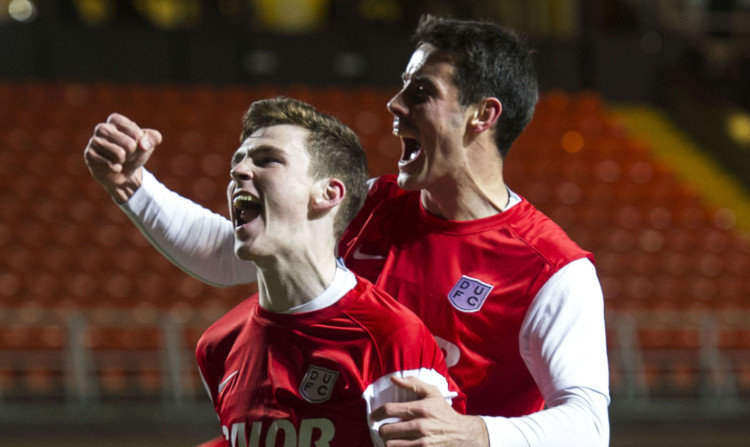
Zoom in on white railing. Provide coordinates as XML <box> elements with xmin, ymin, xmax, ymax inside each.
<box><xmin>607</xmin><ymin>309</ymin><xmax>750</xmax><ymax>406</ymax></box>
<box><xmin>1</xmin><ymin>307</ymin><xmax>749</xmax><ymax>406</ymax></box>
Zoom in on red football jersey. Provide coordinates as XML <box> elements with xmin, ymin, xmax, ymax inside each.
<box><xmin>196</xmin><ymin>274</ymin><xmax>463</xmax><ymax>447</ymax></box>
<box><xmin>340</xmin><ymin>175</ymin><xmax>593</xmax><ymax>417</ymax></box>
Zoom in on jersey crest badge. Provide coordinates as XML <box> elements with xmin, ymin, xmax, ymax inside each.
<box><xmin>299</xmin><ymin>365</ymin><xmax>339</xmax><ymax>403</ymax></box>
<box><xmin>447</xmin><ymin>275</ymin><xmax>494</xmax><ymax>312</ymax></box>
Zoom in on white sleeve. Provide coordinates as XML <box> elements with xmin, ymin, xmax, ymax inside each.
<box><xmin>119</xmin><ymin>169</ymin><xmax>256</xmax><ymax>287</ymax></box>
<box><xmin>481</xmin><ymin>258</ymin><xmax>610</xmax><ymax>447</ymax></box>
<box><xmin>362</xmin><ymin>368</ymin><xmax>455</xmax><ymax>447</ymax></box>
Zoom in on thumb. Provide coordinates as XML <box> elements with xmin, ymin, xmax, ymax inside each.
<box><xmin>390</xmin><ymin>376</ymin><xmax>441</xmax><ymax>399</ymax></box>
<box><xmin>132</xmin><ymin>129</ymin><xmax>162</xmax><ymax>167</ymax></box>
<box><xmin>138</xmin><ymin>129</ymin><xmax>162</xmax><ymax>152</ymax></box>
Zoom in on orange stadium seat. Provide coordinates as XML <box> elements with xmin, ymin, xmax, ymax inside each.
<box><xmin>85</xmin><ymin>326</ymin><xmax>162</xmax><ymax>351</ymax></box>
<box><xmin>3</xmin><ymin>82</ymin><xmax>750</xmax><ymax>401</ymax></box>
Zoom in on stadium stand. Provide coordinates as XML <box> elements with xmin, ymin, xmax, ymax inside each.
<box><xmin>1</xmin><ymin>81</ymin><xmax>749</xmax><ymax>410</ymax></box>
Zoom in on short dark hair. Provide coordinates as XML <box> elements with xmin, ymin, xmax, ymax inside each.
<box><xmin>241</xmin><ymin>97</ymin><xmax>369</xmax><ymax>239</ymax></box>
<box><xmin>413</xmin><ymin>15</ymin><xmax>538</xmax><ymax>157</ymax></box>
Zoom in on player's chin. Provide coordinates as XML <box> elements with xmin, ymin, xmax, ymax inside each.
<box><xmin>234</xmin><ymin>245</ymin><xmax>251</xmax><ymax>261</ymax></box>
<box><xmin>396</xmin><ymin>171</ymin><xmax>425</xmax><ymax>192</ymax></box>
<box><xmin>233</xmin><ymin>238</ymin><xmax>260</xmax><ymax>261</ymax></box>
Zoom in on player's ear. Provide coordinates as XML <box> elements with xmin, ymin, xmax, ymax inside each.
<box><xmin>310</xmin><ymin>178</ymin><xmax>345</xmax><ymax>213</ymax></box>
<box><xmin>468</xmin><ymin>97</ymin><xmax>502</xmax><ymax>133</ymax></box>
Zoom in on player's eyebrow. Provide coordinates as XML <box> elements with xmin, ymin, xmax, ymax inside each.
<box><xmin>412</xmin><ymin>74</ymin><xmax>434</xmax><ymax>86</ymax></box>
<box><xmin>231</xmin><ymin>144</ymin><xmax>284</xmax><ymax>167</ymax></box>
<box><xmin>401</xmin><ymin>71</ymin><xmax>434</xmax><ymax>88</ymax></box>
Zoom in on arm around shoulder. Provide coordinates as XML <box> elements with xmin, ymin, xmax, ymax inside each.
<box><xmin>482</xmin><ymin>259</ymin><xmax>610</xmax><ymax>447</ymax></box>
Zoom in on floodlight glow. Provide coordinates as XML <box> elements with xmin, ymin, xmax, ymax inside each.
<box><xmin>8</xmin><ymin>0</ymin><xmax>36</xmax><ymax>23</ymax></box>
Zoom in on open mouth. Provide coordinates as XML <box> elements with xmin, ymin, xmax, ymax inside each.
<box><xmin>399</xmin><ymin>138</ymin><xmax>422</xmax><ymax>164</ymax></box>
<box><xmin>232</xmin><ymin>193</ymin><xmax>262</xmax><ymax>227</ymax></box>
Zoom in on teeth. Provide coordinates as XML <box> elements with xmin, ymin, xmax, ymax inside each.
<box><xmin>233</xmin><ymin>193</ymin><xmax>260</xmax><ymax>210</ymax></box>
<box><xmin>392</xmin><ymin>117</ymin><xmax>401</xmax><ymax>137</ymax></box>
<box><xmin>408</xmin><ymin>150</ymin><xmax>419</xmax><ymax>161</ymax></box>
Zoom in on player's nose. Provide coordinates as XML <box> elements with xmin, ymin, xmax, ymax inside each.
<box><xmin>387</xmin><ymin>88</ymin><xmax>408</xmax><ymax>117</ymax></box>
<box><xmin>230</xmin><ymin>159</ymin><xmax>254</xmax><ymax>183</ymax></box>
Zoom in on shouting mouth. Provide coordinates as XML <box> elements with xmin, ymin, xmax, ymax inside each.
<box><xmin>232</xmin><ymin>192</ymin><xmax>262</xmax><ymax>227</ymax></box>
<box><xmin>393</xmin><ymin>118</ymin><xmax>422</xmax><ymax>167</ymax></box>
<box><xmin>400</xmin><ymin>137</ymin><xmax>422</xmax><ymax>165</ymax></box>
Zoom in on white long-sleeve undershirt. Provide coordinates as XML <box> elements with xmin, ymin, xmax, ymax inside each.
<box><xmin>120</xmin><ymin>170</ymin><xmax>257</xmax><ymax>287</ymax></box>
<box><xmin>120</xmin><ymin>169</ymin><xmax>610</xmax><ymax>446</ymax></box>
<box><xmin>481</xmin><ymin>258</ymin><xmax>610</xmax><ymax>447</ymax></box>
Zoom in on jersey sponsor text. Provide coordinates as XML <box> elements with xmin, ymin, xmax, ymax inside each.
<box><xmin>223</xmin><ymin>418</ymin><xmax>335</xmax><ymax>447</ymax></box>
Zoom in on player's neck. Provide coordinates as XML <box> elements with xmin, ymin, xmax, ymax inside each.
<box><xmin>254</xmin><ymin>250</ymin><xmax>339</xmax><ymax>313</ymax></box>
<box><xmin>421</xmin><ymin>147</ymin><xmax>508</xmax><ymax>221</ymax></box>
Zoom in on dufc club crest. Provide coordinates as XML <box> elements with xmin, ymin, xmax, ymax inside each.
<box><xmin>447</xmin><ymin>275</ymin><xmax>494</xmax><ymax>312</ymax></box>
<box><xmin>299</xmin><ymin>365</ymin><xmax>339</xmax><ymax>403</ymax></box>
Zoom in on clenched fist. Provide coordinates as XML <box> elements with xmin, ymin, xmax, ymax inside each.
<box><xmin>83</xmin><ymin>113</ymin><xmax>162</xmax><ymax>203</ymax></box>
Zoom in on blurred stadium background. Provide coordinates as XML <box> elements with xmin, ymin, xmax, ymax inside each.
<box><xmin>1</xmin><ymin>0</ymin><xmax>750</xmax><ymax>445</ymax></box>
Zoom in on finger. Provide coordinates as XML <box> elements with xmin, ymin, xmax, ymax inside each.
<box><xmin>86</xmin><ymin>135</ymin><xmax>130</xmax><ymax>166</ymax></box>
<box><xmin>383</xmin><ymin>441</ymin><xmax>420</xmax><ymax>447</ymax></box>
<box><xmin>84</xmin><ymin>145</ymin><xmax>124</xmax><ymax>174</ymax></box>
<box><xmin>93</xmin><ymin>122</ymin><xmax>139</xmax><ymax>158</ymax></box>
<box><xmin>379</xmin><ymin>419</ymin><xmax>423</xmax><ymax>441</ymax></box>
<box><xmin>106</xmin><ymin>113</ymin><xmax>145</xmax><ymax>141</ymax></box>
<box><xmin>371</xmin><ymin>400</ymin><xmax>420</xmax><ymax>423</ymax></box>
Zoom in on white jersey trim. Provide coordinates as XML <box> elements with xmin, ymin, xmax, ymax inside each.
<box><xmin>274</xmin><ymin>263</ymin><xmax>357</xmax><ymax>314</ymax></box>
<box><xmin>362</xmin><ymin>368</ymin><xmax>455</xmax><ymax>447</ymax></box>
<box><xmin>505</xmin><ymin>187</ymin><xmax>522</xmax><ymax>210</ymax></box>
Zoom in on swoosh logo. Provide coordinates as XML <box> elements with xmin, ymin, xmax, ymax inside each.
<box><xmin>218</xmin><ymin>370</ymin><xmax>239</xmax><ymax>394</ymax></box>
<box><xmin>352</xmin><ymin>246</ymin><xmax>386</xmax><ymax>261</ymax></box>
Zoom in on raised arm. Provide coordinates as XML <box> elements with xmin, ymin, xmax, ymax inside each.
<box><xmin>84</xmin><ymin>113</ymin><xmax>161</xmax><ymax>204</ymax></box>
<box><xmin>84</xmin><ymin>114</ymin><xmax>255</xmax><ymax>287</ymax></box>
<box><xmin>121</xmin><ymin>170</ymin><xmax>255</xmax><ymax>286</ymax></box>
